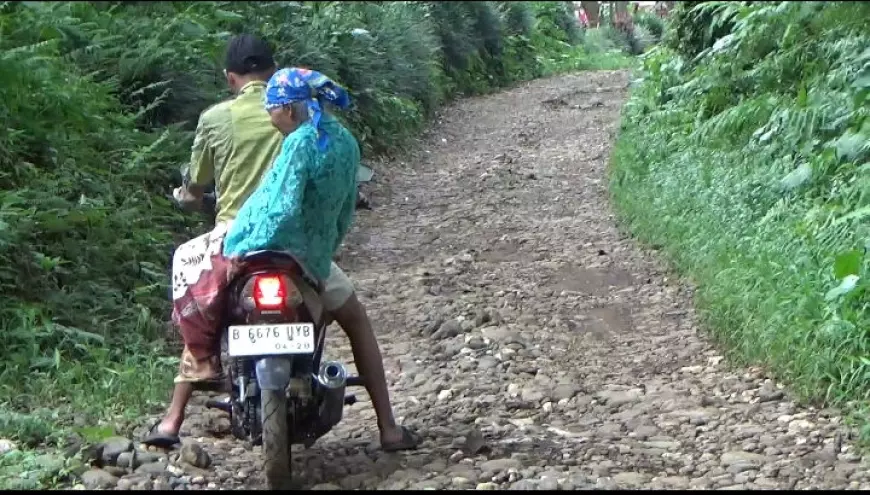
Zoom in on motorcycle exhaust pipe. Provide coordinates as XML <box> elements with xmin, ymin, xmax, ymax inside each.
<box><xmin>316</xmin><ymin>361</ymin><xmax>347</xmax><ymax>428</ymax></box>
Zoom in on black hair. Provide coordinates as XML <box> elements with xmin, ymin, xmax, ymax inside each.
<box><xmin>224</xmin><ymin>34</ymin><xmax>276</xmax><ymax>76</ymax></box>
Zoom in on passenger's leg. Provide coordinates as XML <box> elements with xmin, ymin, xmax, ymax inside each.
<box><xmin>323</xmin><ymin>263</ymin><xmax>420</xmax><ymax>451</ymax></box>
<box><xmin>172</xmin><ymin>225</ymin><xmax>235</xmax><ymax>382</ymax></box>
<box><xmin>143</xmin><ymin>228</ymin><xmax>228</xmax><ymax>447</ymax></box>
<box><xmin>143</xmin><ymin>382</ymin><xmax>193</xmax><ymax>446</ymax></box>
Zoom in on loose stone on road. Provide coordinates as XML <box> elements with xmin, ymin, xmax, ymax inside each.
<box><xmin>104</xmin><ymin>70</ymin><xmax>869</xmax><ymax>490</ymax></box>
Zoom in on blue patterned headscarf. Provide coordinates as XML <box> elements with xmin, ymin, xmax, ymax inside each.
<box><xmin>264</xmin><ymin>67</ymin><xmax>351</xmax><ymax>151</ymax></box>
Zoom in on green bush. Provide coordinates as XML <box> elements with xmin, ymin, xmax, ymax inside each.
<box><xmin>0</xmin><ymin>3</ymin><xmax>192</xmax><ymax>431</ymax></box>
<box><xmin>0</xmin><ymin>0</ymin><xmax>631</xmax><ymax>483</ymax></box>
<box><xmin>664</xmin><ymin>1</ymin><xmax>739</xmax><ymax>61</ymax></box>
<box><xmin>530</xmin><ymin>1</ymin><xmax>583</xmax><ymax>46</ymax></box>
<box><xmin>426</xmin><ymin>1</ymin><xmax>508</xmax><ymax>96</ymax></box>
<box><xmin>634</xmin><ymin>10</ymin><xmax>665</xmax><ymax>41</ymax></box>
<box><xmin>502</xmin><ymin>0</ymin><xmax>536</xmax><ymax>37</ymax></box>
<box><xmin>611</xmin><ymin>1</ymin><xmax>870</xmax><ymax>436</ymax></box>
<box><xmin>545</xmin><ymin>1</ymin><xmax>584</xmax><ymax>45</ymax></box>
<box><xmin>497</xmin><ymin>2</ymin><xmax>544</xmax><ymax>82</ymax></box>
<box><xmin>602</xmin><ymin>23</ymin><xmax>644</xmax><ymax>56</ymax></box>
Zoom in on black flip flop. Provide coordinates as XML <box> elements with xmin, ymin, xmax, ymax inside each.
<box><xmin>382</xmin><ymin>426</ymin><xmax>422</xmax><ymax>453</ymax></box>
<box><xmin>188</xmin><ymin>375</ymin><xmax>229</xmax><ymax>393</ymax></box>
<box><xmin>141</xmin><ymin>421</ymin><xmax>181</xmax><ymax>449</ymax></box>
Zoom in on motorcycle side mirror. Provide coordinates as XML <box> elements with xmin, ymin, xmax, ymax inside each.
<box><xmin>357</xmin><ymin>164</ymin><xmax>374</xmax><ymax>183</ymax></box>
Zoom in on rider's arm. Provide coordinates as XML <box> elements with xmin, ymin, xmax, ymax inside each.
<box><xmin>180</xmin><ymin>111</ymin><xmax>217</xmax><ymax>200</ymax></box>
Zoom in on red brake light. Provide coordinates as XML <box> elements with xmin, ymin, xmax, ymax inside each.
<box><xmin>253</xmin><ymin>275</ymin><xmax>286</xmax><ymax>309</ymax></box>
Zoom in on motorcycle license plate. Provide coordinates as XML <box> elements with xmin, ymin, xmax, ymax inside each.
<box><xmin>227</xmin><ymin>323</ymin><xmax>315</xmax><ymax>357</ymax></box>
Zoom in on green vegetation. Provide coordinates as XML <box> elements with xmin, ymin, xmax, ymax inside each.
<box><xmin>632</xmin><ymin>9</ymin><xmax>665</xmax><ymax>48</ymax></box>
<box><xmin>611</xmin><ymin>0</ymin><xmax>870</xmax><ymax>435</ymax></box>
<box><xmin>0</xmin><ymin>0</ymin><xmax>634</xmax><ymax>488</ymax></box>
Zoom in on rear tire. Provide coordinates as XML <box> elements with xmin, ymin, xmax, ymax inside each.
<box><xmin>260</xmin><ymin>390</ymin><xmax>293</xmax><ymax>489</ymax></box>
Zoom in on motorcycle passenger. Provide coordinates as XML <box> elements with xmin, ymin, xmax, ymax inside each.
<box><xmin>143</xmin><ymin>35</ymin><xmax>421</xmax><ymax>453</ymax></box>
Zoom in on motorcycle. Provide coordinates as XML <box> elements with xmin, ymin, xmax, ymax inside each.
<box><xmin>172</xmin><ymin>188</ymin><xmax>365</xmax><ymax>489</ymax></box>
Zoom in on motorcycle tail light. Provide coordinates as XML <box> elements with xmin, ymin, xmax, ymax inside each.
<box><xmin>253</xmin><ymin>274</ymin><xmax>287</xmax><ymax>310</ymax></box>
<box><xmin>234</xmin><ymin>272</ymin><xmax>306</xmax><ymax>323</ymax></box>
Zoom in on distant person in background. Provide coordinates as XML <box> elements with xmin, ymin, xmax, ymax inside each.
<box><xmin>655</xmin><ymin>1</ymin><xmax>670</xmax><ymax>18</ymax></box>
<box><xmin>577</xmin><ymin>7</ymin><xmax>590</xmax><ymax>28</ymax></box>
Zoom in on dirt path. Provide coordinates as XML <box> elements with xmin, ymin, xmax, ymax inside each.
<box><xmin>108</xmin><ymin>70</ymin><xmax>870</xmax><ymax>490</ymax></box>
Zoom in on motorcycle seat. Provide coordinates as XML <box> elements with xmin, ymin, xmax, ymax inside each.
<box><xmin>239</xmin><ymin>250</ymin><xmax>322</xmax><ymax>291</ymax></box>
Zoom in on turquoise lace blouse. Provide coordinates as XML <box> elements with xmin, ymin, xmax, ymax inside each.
<box><xmin>222</xmin><ymin>114</ymin><xmax>360</xmax><ymax>281</ymax></box>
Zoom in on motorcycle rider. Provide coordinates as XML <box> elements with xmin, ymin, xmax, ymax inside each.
<box><xmin>143</xmin><ymin>34</ymin><xmax>420</xmax><ymax>452</ymax></box>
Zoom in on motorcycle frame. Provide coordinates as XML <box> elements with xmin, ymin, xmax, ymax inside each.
<box><xmin>187</xmin><ymin>190</ymin><xmax>366</xmax><ymax>445</ymax></box>
<box><xmin>205</xmin><ymin>261</ymin><xmax>364</xmax><ymax>447</ymax></box>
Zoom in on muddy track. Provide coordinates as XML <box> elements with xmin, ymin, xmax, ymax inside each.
<box><xmin>109</xmin><ymin>70</ymin><xmax>869</xmax><ymax>490</ymax></box>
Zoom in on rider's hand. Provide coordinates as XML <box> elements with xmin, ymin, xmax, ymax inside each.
<box><xmin>173</xmin><ymin>186</ymin><xmax>203</xmax><ymax>212</ymax></box>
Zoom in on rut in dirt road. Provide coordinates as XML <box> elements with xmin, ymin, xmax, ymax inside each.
<box><xmin>115</xmin><ymin>70</ymin><xmax>870</xmax><ymax>490</ymax></box>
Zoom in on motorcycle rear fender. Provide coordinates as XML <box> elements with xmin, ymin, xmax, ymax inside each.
<box><xmin>255</xmin><ymin>357</ymin><xmax>293</xmax><ymax>391</ymax></box>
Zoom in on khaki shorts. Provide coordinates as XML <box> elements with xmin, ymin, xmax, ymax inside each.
<box><xmin>322</xmin><ymin>262</ymin><xmax>355</xmax><ymax>311</ymax></box>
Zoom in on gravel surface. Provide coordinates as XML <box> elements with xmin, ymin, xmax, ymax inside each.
<box><xmin>85</xmin><ymin>70</ymin><xmax>869</xmax><ymax>490</ymax></box>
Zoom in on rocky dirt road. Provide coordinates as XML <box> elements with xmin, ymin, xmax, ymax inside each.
<box><xmin>95</xmin><ymin>70</ymin><xmax>870</xmax><ymax>490</ymax></box>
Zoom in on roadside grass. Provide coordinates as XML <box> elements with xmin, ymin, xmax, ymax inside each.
<box><xmin>609</xmin><ymin>1</ymin><xmax>870</xmax><ymax>448</ymax></box>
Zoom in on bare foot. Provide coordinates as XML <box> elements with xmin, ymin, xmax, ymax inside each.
<box><xmin>380</xmin><ymin>425</ymin><xmax>422</xmax><ymax>452</ymax></box>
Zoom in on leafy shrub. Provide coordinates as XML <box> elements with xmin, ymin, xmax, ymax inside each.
<box><xmin>497</xmin><ymin>2</ymin><xmax>544</xmax><ymax>82</ymax></box>
<box><xmin>530</xmin><ymin>1</ymin><xmax>582</xmax><ymax>46</ymax></box>
<box><xmin>611</xmin><ymin>1</ymin><xmax>870</xmax><ymax>435</ymax></box>
<box><xmin>601</xmin><ymin>23</ymin><xmax>644</xmax><ymax>56</ymax></box>
<box><xmin>634</xmin><ymin>10</ymin><xmax>665</xmax><ymax>40</ymax></box>
<box><xmin>664</xmin><ymin>1</ymin><xmax>739</xmax><ymax>61</ymax></box>
<box><xmin>632</xmin><ymin>24</ymin><xmax>656</xmax><ymax>54</ymax></box>
<box><xmin>502</xmin><ymin>0</ymin><xmax>536</xmax><ymax>37</ymax></box>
